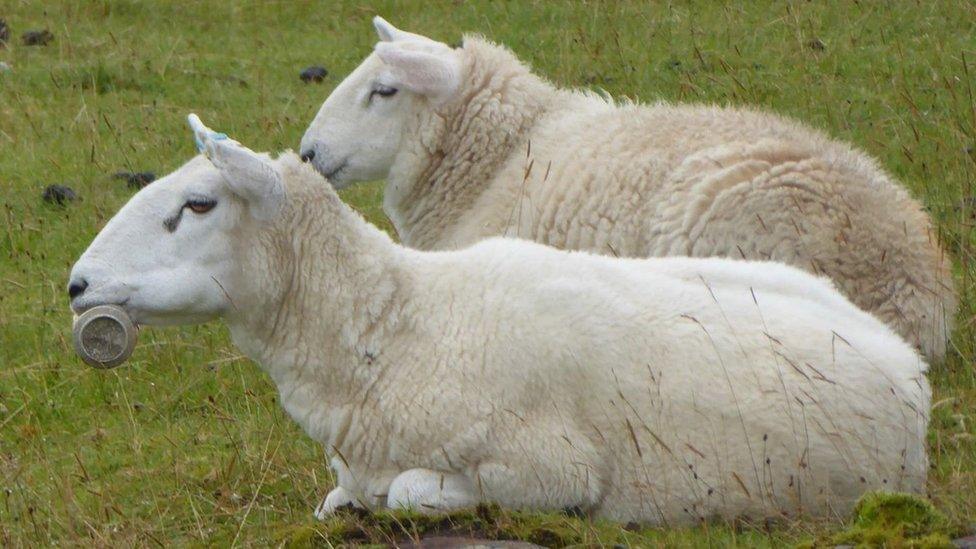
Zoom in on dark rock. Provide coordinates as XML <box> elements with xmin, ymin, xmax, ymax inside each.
<box><xmin>42</xmin><ymin>184</ymin><xmax>78</xmax><ymax>205</ymax></box>
<box><xmin>22</xmin><ymin>29</ymin><xmax>54</xmax><ymax>46</ymax></box>
<box><xmin>955</xmin><ymin>535</ymin><xmax>976</xmax><ymax>548</ymax></box>
<box><xmin>402</xmin><ymin>538</ymin><xmax>543</xmax><ymax>549</ymax></box>
<box><xmin>807</xmin><ymin>38</ymin><xmax>825</xmax><ymax>51</ymax></box>
<box><xmin>0</xmin><ymin>19</ymin><xmax>9</xmax><ymax>47</ymax></box>
<box><xmin>113</xmin><ymin>171</ymin><xmax>156</xmax><ymax>189</ymax></box>
<box><xmin>300</xmin><ymin>65</ymin><xmax>328</xmax><ymax>83</ymax></box>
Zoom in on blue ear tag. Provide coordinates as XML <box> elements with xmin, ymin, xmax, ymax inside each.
<box><xmin>195</xmin><ymin>131</ymin><xmax>228</xmax><ymax>155</ymax></box>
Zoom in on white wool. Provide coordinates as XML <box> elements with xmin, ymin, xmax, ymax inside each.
<box><xmin>72</xmin><ymin>146</ymin><xmax>931</xmax><ymax>525</ymax></box>
<box><xmin>301</xmin><ymin>20</ymin><xmax>955</xmax><ymax>361</ymax></box>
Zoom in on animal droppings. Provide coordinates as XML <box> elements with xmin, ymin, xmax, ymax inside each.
<box><xmin>22</xmin><ymin>29</ymin><xmax>54</xmax><ymax>46</ymax></box>
<box><xmin>300</xmin><ymin>65</ymin><xmax>328</xmax><ymax>83</ymax></box>
<box><xmin>808</xmin><ymin>38</ymin><xmax>826</xmax><ymax>51</ymax></box>
<box><xmin>42</xmin><ymin>184</ymin><xmax>78</xmax><ymax>205</ymax></box>
<box><xmin>113</xmin><ymin>171</ymin><xmax>156</xmax><ymax>189</ymax></box>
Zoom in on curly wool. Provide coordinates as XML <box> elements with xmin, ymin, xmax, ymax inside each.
<box><xmin>225</xmin><ymin>154</ymin><xmax>930</xmax><ymax>525</ymax></box>
<box><xmin>384</xmin><ymin>36</ymin><xmax>955</xmax><ymax>361</ymax></box>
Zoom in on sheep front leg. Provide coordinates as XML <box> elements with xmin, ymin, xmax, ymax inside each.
<box><xmin>387</xmin><ymin>468</ymin><xmax>479</xmax><ymax>513</ymax></box>
<box><xmin>314</xmin><ymin>486</ymin><xmax>365</xmax><ymax>519</ymax></box>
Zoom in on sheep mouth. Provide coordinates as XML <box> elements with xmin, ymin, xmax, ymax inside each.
<box><xmin>71</xmin><ymin>297</ymin><xmax>130</xmax><ymax>316</ymax></box>
<box><xmin>323</xmin><ymin>159</ymin><xmax>348</xmax><ymax>182</ymax></box>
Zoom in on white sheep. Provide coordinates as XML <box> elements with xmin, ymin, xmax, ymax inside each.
<box><xmin>68</xmin><ymin>116</ymin><xmax>930</xmax><ymax>526</ymax></box>
<box><xmin>300</xmin><ymin>16</ymin><xmax>956</xmax><ymax>361</ymax></box>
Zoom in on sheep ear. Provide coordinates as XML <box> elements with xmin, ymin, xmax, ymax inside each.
<box><xmin>187</xmin><ymin>114</ymin><xmax>284</xmax><ymax>221</ymax></box>
<box><xmin>208</xmin><ymin>140</ymin><xmax>284</xmax><ymax>221</ymax></box>
<box><xmin>373</xmin><ymin>16</ymin><xmax>399</xmax><ymax>42</ymax></box>
<box><xmin>375</xmin><ymin>41</ymin><xmax>460</xmax><ymax>99</ymax></box>
<box><xmin>373</xmin><ymin>16</ymin><xmax>433</xmax><ymax>43</ymax></box>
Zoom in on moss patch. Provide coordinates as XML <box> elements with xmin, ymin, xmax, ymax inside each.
<box><xmin>804</xmin><ymin>492</ymin><xmax>955</xmax><ymax>548</ymax></box>
<box><xmin>278</xmin><ymin>494</ymin><xmax>963</xmax><ymax>548</ymax></box>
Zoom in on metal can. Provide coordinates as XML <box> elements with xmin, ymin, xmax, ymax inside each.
<box><xmin>72</xmin><ymin>305</ymin><xmax>138</xmax><ymax>369</ymax></box>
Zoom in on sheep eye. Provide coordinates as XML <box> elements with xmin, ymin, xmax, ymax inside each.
<box><xmin>369</xmin><ymin>84</ymin><xmax>398</xmax><ymax>103</ymax></box>
<box><xmin>186</xmin><ymin>198</ymin><xmax>217</xmax><ymax>214</ymax></box>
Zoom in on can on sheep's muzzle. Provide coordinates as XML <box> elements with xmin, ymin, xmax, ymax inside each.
<box><xmin>72</xmin><ymin>305</ymin><xmax>137</xmax><ymax>369</ymax></box>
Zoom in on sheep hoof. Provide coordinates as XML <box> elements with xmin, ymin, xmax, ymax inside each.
<box><xmin>387</xmin><ymin>468</ymin><xmax>478</xmax><ymax>513</ymax></box>
<box><xmin>315</xmin><ymin>486</ymin><xmax>365</xmax><ymax>520</ymax></box>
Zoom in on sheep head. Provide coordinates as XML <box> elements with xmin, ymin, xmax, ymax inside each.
<box><xmin>67</xmin><ymin>115</ymin><xmax>284</xmax><ymax>326</ymax></box>
<box><xmin>299</xmin><ymin>16</ymin><xmax>462</xmax><ymax>187</ymax></box>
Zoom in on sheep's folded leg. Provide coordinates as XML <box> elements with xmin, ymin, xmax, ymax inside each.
<box><xmin>315</xmin><ymin>486</ymin><xmax>365</xmax><ymax>519</ymax></box>
<box><xmin>386</xmin><ymin>468</ymin><xmax>479</xmax><ymax>513</ymax></box>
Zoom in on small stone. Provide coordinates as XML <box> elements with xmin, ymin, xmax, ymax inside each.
<box><xmin>22</xmin><ymin>29</ymin><xmax>54</xmax><ymax>46</ymax></box>
<box><xmin>113</xmin><ymin>171</ymin><xmax>156</xmax><ymax>189</ymax></box>
<box><xmin>0</xmin><ymin>19</ymin><xmax>9</xmax><ymax>46</ymax></box>
<box><xmin>41</xmin><ymin>184</ymin><xmax>77</xmax><ymax>205</ymax></box>
<box><xmin>0</xmin><ymin>62</ymin><xmax>10</xmax><ymax>73</ymax></box>
<box><xmin>807</xmin><ymin>38</ymin><xmax>826</xmax><ymax>51</ymax></box>
<box><xmin>299</xmin><ymin>65</ymin><xmax>328</xmax><ymax>83</ymax></box>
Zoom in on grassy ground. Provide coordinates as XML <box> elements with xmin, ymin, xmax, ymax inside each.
<box><xmin>1</xmin><ymin>0</ymin><xmax>974</xmax><ymax>546</ymax></box>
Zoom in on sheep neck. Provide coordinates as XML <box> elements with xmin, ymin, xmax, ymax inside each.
<box><xmin>226</xmin><ymin>172</ymin><xmax>405</xmax><ymax>427</ymax></box>
<box><xmin>386</xmin><ymin>38</ymin><xmax>557</xmax><ymax>249</ymax></box>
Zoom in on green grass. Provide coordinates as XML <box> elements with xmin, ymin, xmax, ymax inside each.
<box><xmin>1</xmin><ymin>0</ymin><xmax>974</xmax><ymax>545</ymax></box>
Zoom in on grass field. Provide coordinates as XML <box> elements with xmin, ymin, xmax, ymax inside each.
<box><xmin>1</xmin><ymin>0</ymin><xmax>975</xmax><ymax>546</ymax></box>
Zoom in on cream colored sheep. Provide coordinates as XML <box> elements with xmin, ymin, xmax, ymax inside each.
<box><xmin>69</xmin><ymin>116</ymin><xmax>931</xmax><ymax>525</ymax></box>
<box><xmin>300</xmin><ymin>17</ymin><xmax>956</xmax><ymax>361</ymax></box>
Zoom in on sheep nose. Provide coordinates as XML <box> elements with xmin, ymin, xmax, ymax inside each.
<box><xmin>68</xmin><ymin>278</ymin><xmax>88</xmax><ymax>299</ymax></box>
<box><xmin>300</xmin><ymin>150</ymin><xmax>315</xmax><ymax>162</ymax></box>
